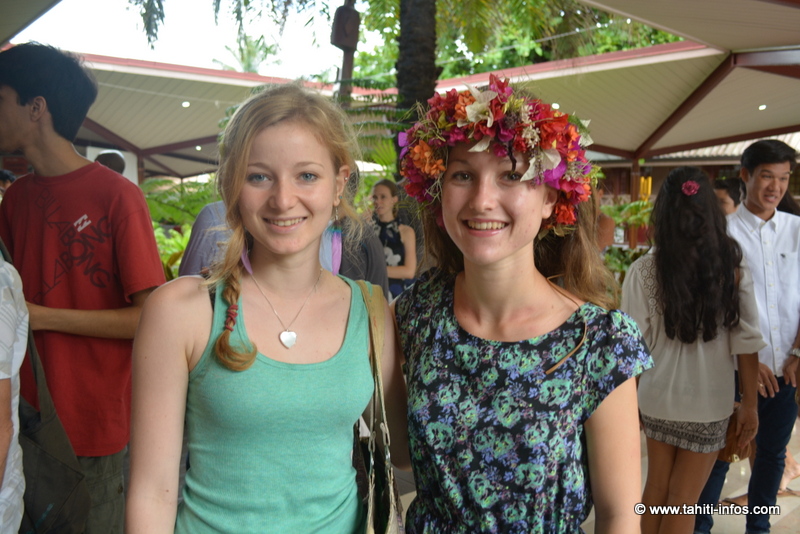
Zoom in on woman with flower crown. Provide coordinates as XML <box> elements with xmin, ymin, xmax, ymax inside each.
<box><xmin>393</xmin><ymin>75</ymin><xmax>653</xmax><ymax>534</ymax></box>
<box><xmin>621</xmin><ymin>167</ymin><xmax>763</xmax><ymax>534</ymax></box>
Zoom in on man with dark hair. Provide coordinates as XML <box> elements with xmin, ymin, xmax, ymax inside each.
<box><xmin>0</xmin><ymin>42</ymin><xmax>97</xmax><ymax>142</ymax></box>
<box><xmin>95</xmin><ymin>150</ymin><xmax>126</xmax><ymax>174</ymax></box>
<box><xmin>696</xmin><ymin>139</ymin><xmax>799</xmax><ymax>534</ymax></box>
<box><xmin>713</xmin><ymin>177</ymin><xmax>745</xmax><ymax>215</ymax></box>
<box><xmin>0</xmin><ymin>43</ymin><xmax>164</xmax><ymax>533</ymax></box>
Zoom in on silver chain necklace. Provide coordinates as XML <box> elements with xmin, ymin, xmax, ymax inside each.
<box><xmin>250</xmin><ymin>267</ymin><xmax>323</xmax><ymax>349</ymax></box>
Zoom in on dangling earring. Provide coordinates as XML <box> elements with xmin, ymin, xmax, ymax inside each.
<box><xmin>329</xmin><ymin>200</ymin><xmax>343</xmax><ymax>275</ymax></box>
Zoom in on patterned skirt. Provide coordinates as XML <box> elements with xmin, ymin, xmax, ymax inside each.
<box><xmin>640</xmin><ymin>414</ymin><xmax>729</xmax><ymax>453</ymax></box>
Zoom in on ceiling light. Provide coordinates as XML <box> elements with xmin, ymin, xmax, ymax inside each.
<box><xmin>758</xmin><ymin>104</ymin><xmax>767</xmax><ymax>111</ymax></box>
<box><xmin>182</xmin><ymin>101</ymin><xmax>191</xmax><ymax>108</ymax></box>
<box><xmin>195</xmin><ymin>146</ymin><xmax>202</xmax><ymax>151</ymax></box>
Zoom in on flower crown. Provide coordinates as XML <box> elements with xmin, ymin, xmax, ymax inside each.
<box><xmin>399</xmin><ymin>75</ymin><xmax>594</xmax><ymax>229</ymax></box>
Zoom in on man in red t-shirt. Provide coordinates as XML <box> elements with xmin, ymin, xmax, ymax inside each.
<box><xmin>0</xmin><ymin>43</ymin><xmax>165</xmax><ymax>533</ymax></box>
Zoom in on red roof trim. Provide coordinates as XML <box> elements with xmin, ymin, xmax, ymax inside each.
<box><xmin>436</xmin><ymin>40</ymin><xmax>709</xmax><ymax>89</ymax></box>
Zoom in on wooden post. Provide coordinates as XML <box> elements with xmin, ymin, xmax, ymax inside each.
<box><xmin>331</xmin><ymin>0</ymin><xmax>360</xmax><ymax>108</ymax></box>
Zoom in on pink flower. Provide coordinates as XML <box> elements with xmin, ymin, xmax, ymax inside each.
<box><xmin>682</xmin><ymin>180</ymin><xmax>700</xmax><ymax>196</ymax></box>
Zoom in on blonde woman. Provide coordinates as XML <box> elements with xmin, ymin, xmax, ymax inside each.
<box><xmin>126</xmin><ymin>84</ymin><xmax>408</xmax><ymax>533</ymax></box>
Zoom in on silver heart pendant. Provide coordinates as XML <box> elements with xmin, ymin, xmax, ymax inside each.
<box><xmin>279</xmin><ymin>330</ymin><xmax>297</xmax><ymax>349</ymax></box>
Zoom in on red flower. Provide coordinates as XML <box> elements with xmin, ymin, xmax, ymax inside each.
<box><xmin>682</xmin><ymin>180</ymin><xmax>700</xmax><ymax>196</ymax></box>
<box><xmin>553</xmin><ymin>200</ymin><xmax>577</xmax><ymax>226</ymax></box>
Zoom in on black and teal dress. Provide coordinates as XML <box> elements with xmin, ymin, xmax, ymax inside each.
<box><xmin>394</xmin><ymin>269</ymin><xmax>653</xmax><ymax>534</ymax></box>
<box><xmin>374</xmin><ymin>217</ymin><xmax>415</xmax><ymax>299</ymax></box>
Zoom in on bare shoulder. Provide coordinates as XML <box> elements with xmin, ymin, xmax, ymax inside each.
<box><xmin>147</xmin><ymin>275</ymin><xmax>210</xmax><ymax>307</ymax></box>
<box><xmin>137</xmin><ymin>275</ymin><xmax>213</xmax><ymax>365</ymax></box>
<box><xmin>399</xmin><ymin>223</ymin><xmax>415</xmax><ymax>236</ymax></box>
<box><xmin>142</xmin><ymin>275</ymin><xmax>213</xmax><ymax>326</ymax></box>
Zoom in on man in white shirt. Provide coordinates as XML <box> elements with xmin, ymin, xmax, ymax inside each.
<box><xmin>696</xmin><ymin>139</ymin><xmax>799</xmax><ymax>534</ymax></box>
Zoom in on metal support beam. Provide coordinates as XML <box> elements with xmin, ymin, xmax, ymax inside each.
<box><xmin>82</xmin><ymin>118</ymin><xmax>182</xmax><ymax>178</ymax></box>
<box><xmin>635</xmin><ymin>54</ymin><xmax>736</xmax><ymax>159</ymax></box>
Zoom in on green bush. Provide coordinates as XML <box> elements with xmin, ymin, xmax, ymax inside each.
<box><xmin>142</xmin><ymin>177</ymin><xmax>219</xmax><ymax>227</ymax></box>
<box><xmin>153</xmin><ymin>222</ymin><xmax>191</xmax><ymax>281</ymax></box>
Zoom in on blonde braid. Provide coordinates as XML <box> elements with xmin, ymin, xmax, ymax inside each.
<box><xmin>206</xmin><ymin>224</ymin><xmax>258</xmax><ymax>371</ymax></box>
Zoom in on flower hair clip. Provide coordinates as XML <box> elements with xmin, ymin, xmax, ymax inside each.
<box><xmin>681</xmin><ymin>180</ymin><xmax>700</xmax><ymax>196</ymax></box>
<box><xmin>399</xmin><ymin>74</ymin><xmax>594</xmax><ymax>230</ymax></box>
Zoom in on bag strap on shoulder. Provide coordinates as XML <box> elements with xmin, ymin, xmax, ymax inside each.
<box><xmin>355</xmin><ymin>281</ymin><xmax>392</xmax><ymax>448</ymax></box>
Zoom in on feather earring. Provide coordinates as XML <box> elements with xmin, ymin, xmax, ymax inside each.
<box><xmin>241</xmin><ymin>244</ymin><xmax>253</xmax><ymax>275</ymax></box>
<box><xmin>330</xmin><ymin>203</ymin><xmax>342</xmax><ymax>275</ymax></box>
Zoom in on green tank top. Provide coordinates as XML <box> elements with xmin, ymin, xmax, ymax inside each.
<box><xmin>175</xmin><ymin>276</ymin><xmax>373</xmax><ymax>533</ymax></box>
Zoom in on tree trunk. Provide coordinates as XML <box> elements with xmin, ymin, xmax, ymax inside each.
<box><xmin>396</xmin><ymin>0</ymin><xmax>440</xmax><ymax>116</ymax></box>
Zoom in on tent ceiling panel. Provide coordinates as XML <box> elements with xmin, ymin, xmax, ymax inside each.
<box><xmin>580</xmin><ymin>0</ymin><xmax>800</xmax><ymax>51</ymax></box>
<box><xmin>656</xmin><ymin>68</ymin><xmax>800</xmax><ymax>149</ymax></box>
<box><xmin>1</xmin><ymin>0</ymin><xmax>62</xmax><ymax>46</ymax></box>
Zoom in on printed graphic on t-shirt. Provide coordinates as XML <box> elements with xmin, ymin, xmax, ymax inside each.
<box><xmin>36</xmin><ymin>190</ymin><xmax>114</xmax><ymax>300</ymax></box>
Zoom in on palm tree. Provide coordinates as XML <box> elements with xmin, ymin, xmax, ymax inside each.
<box><xmin>213</xmin><ymin>33</ymin><xmax>279</xmax><ymax>73</ymax></box>
<box><xmin>396</xmin><ymin>0</ymin><xmax>437</xmax><ymax>114</ymax></box>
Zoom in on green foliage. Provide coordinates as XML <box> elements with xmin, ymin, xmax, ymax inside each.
<box><xmin>152</xmin><ymin>222</ymin><xmax>191</xmax><ymax>281</ymax></box>
<box><xmin>603</xmin><ymin>245</ymin><xmax>649</xmax><ymax>285</ymax></box>
<box><xmin>133</xmin><ymin>1</ymin><xmax>681</xmax><ymax>82</ymax></box>
<box><xmin>353</xmin><ymin>137</ymin><xmax>397</xmax><ymax>212</ymax></box>
<box><xmin>600</xmin><ymin>198</ymin><xmax>653</xmax><ymax>283</ymax></box>
<box><xmin>129</xmin><ymin>0</ymin><xmax>165</xmax><ymax>47</ymax></box>
<box><xmin>213</xmin><ymin>33</ymin><xmax>280</xmax><ymax>73</ymax></box>
<box><xmin>601</xmin><ymin>200</ymin><xmax>653</xmax><ymax>228</ymax></box>
<box><xmin>353</xmin><ymin>32</ymin><xmax>399</xmax><ymax>83</ymax></box>
<box><xmin>354</xmin><ymin>0</ymin><xmax>681</xmax><ymax>82</ymax></box>
<box><xmin>142</xmin><ymin>177</ymin><xmax>219</xmax><ymax>226</ymax></box>
<box><xmin>143</xmin><ymin>177</ymin><xmax>218</xmax><ymax>279</ymax></box>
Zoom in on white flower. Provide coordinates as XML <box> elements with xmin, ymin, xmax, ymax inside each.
<box><xmin>579</xmin><ymin>119</ymin><xmax>593</xmax><ymax>147</ymax></box>
<box><xmin>521</xmin><ymin>125</ymin><xmax>540</xmax><ymax>148</ymax></box>
<box><xmin>459</xmin><ymin>84</ymin><xmax>497</xmax><ymax>127</ymax></box>
<box><xmin>520</xmin><ymin>165</ymin><xmax>538</xmax><ymax>182</ymax></box>
<box><xmin>468</xmin><ymin>136</ymin><xmax>492</xmax><ymax>153</ymax></box>
<box><xmin>542</xmin><ymin>148</ymin><xmax>562</xmax><ymax>171</ymax></box>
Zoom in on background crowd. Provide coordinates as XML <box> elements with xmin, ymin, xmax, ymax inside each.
<box><xmin>0</xmin><ymin>41</ymin><xmax>798</xmax><ymax>534</ymax></box>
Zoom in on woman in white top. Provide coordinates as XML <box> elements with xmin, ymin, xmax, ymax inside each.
<box><xmin>622</xmin><ymin>167</ymin><xmax>765</xmax><ymax>534</ymax></box>
<box><xmin>0</xmin><ymin>254</ymin><xmax>28</xmax><ymax>529</ymax></box>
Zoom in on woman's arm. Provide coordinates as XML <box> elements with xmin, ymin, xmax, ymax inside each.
<box><xmin>125</xmin><ymin>278</ymin><xmax>211</xmax><ymax>533</ymax></box>
<box><xmin>585</xmin><ymin>378</ymin><xmax>642</xmax><ymax>534</ymax></box>
<box><xmin>736</xmin><ymin>353</ymin><xmax>759</xmax><ymax>448</ymax></box>
<box><xmin>783</xmin><ymin>318</ymin><xmax>800</xmax><ymax>388</ymax></box>
<box><xmin>386</xmin><ymin>225</ymin><xmax>416</xmax><ymax>281</ymax></box>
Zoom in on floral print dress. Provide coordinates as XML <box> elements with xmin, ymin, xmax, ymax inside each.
<box><xmin>395</xmin><ymin>269</ymin><xmax>652</xmax><ymax>534</ymax></box>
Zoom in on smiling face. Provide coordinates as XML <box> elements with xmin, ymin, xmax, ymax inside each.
<box><xmin>372</xmin><ymin>184</ymin><xmax>398</xmax><ymax>222</ymax></box>
<box><xmin>441</xmin><ymin>143</ymin><xmax>557</xmax><ymax>269</ymax></box>
<box><xmin>741</xmin><ymin>161</ymin><xmax>792</xmax><ymax>220</ymax></box>
<box><xmin>238</xmin><ymin>120</ymin><xmax>347</xmax><ymax>261</ymax></box>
